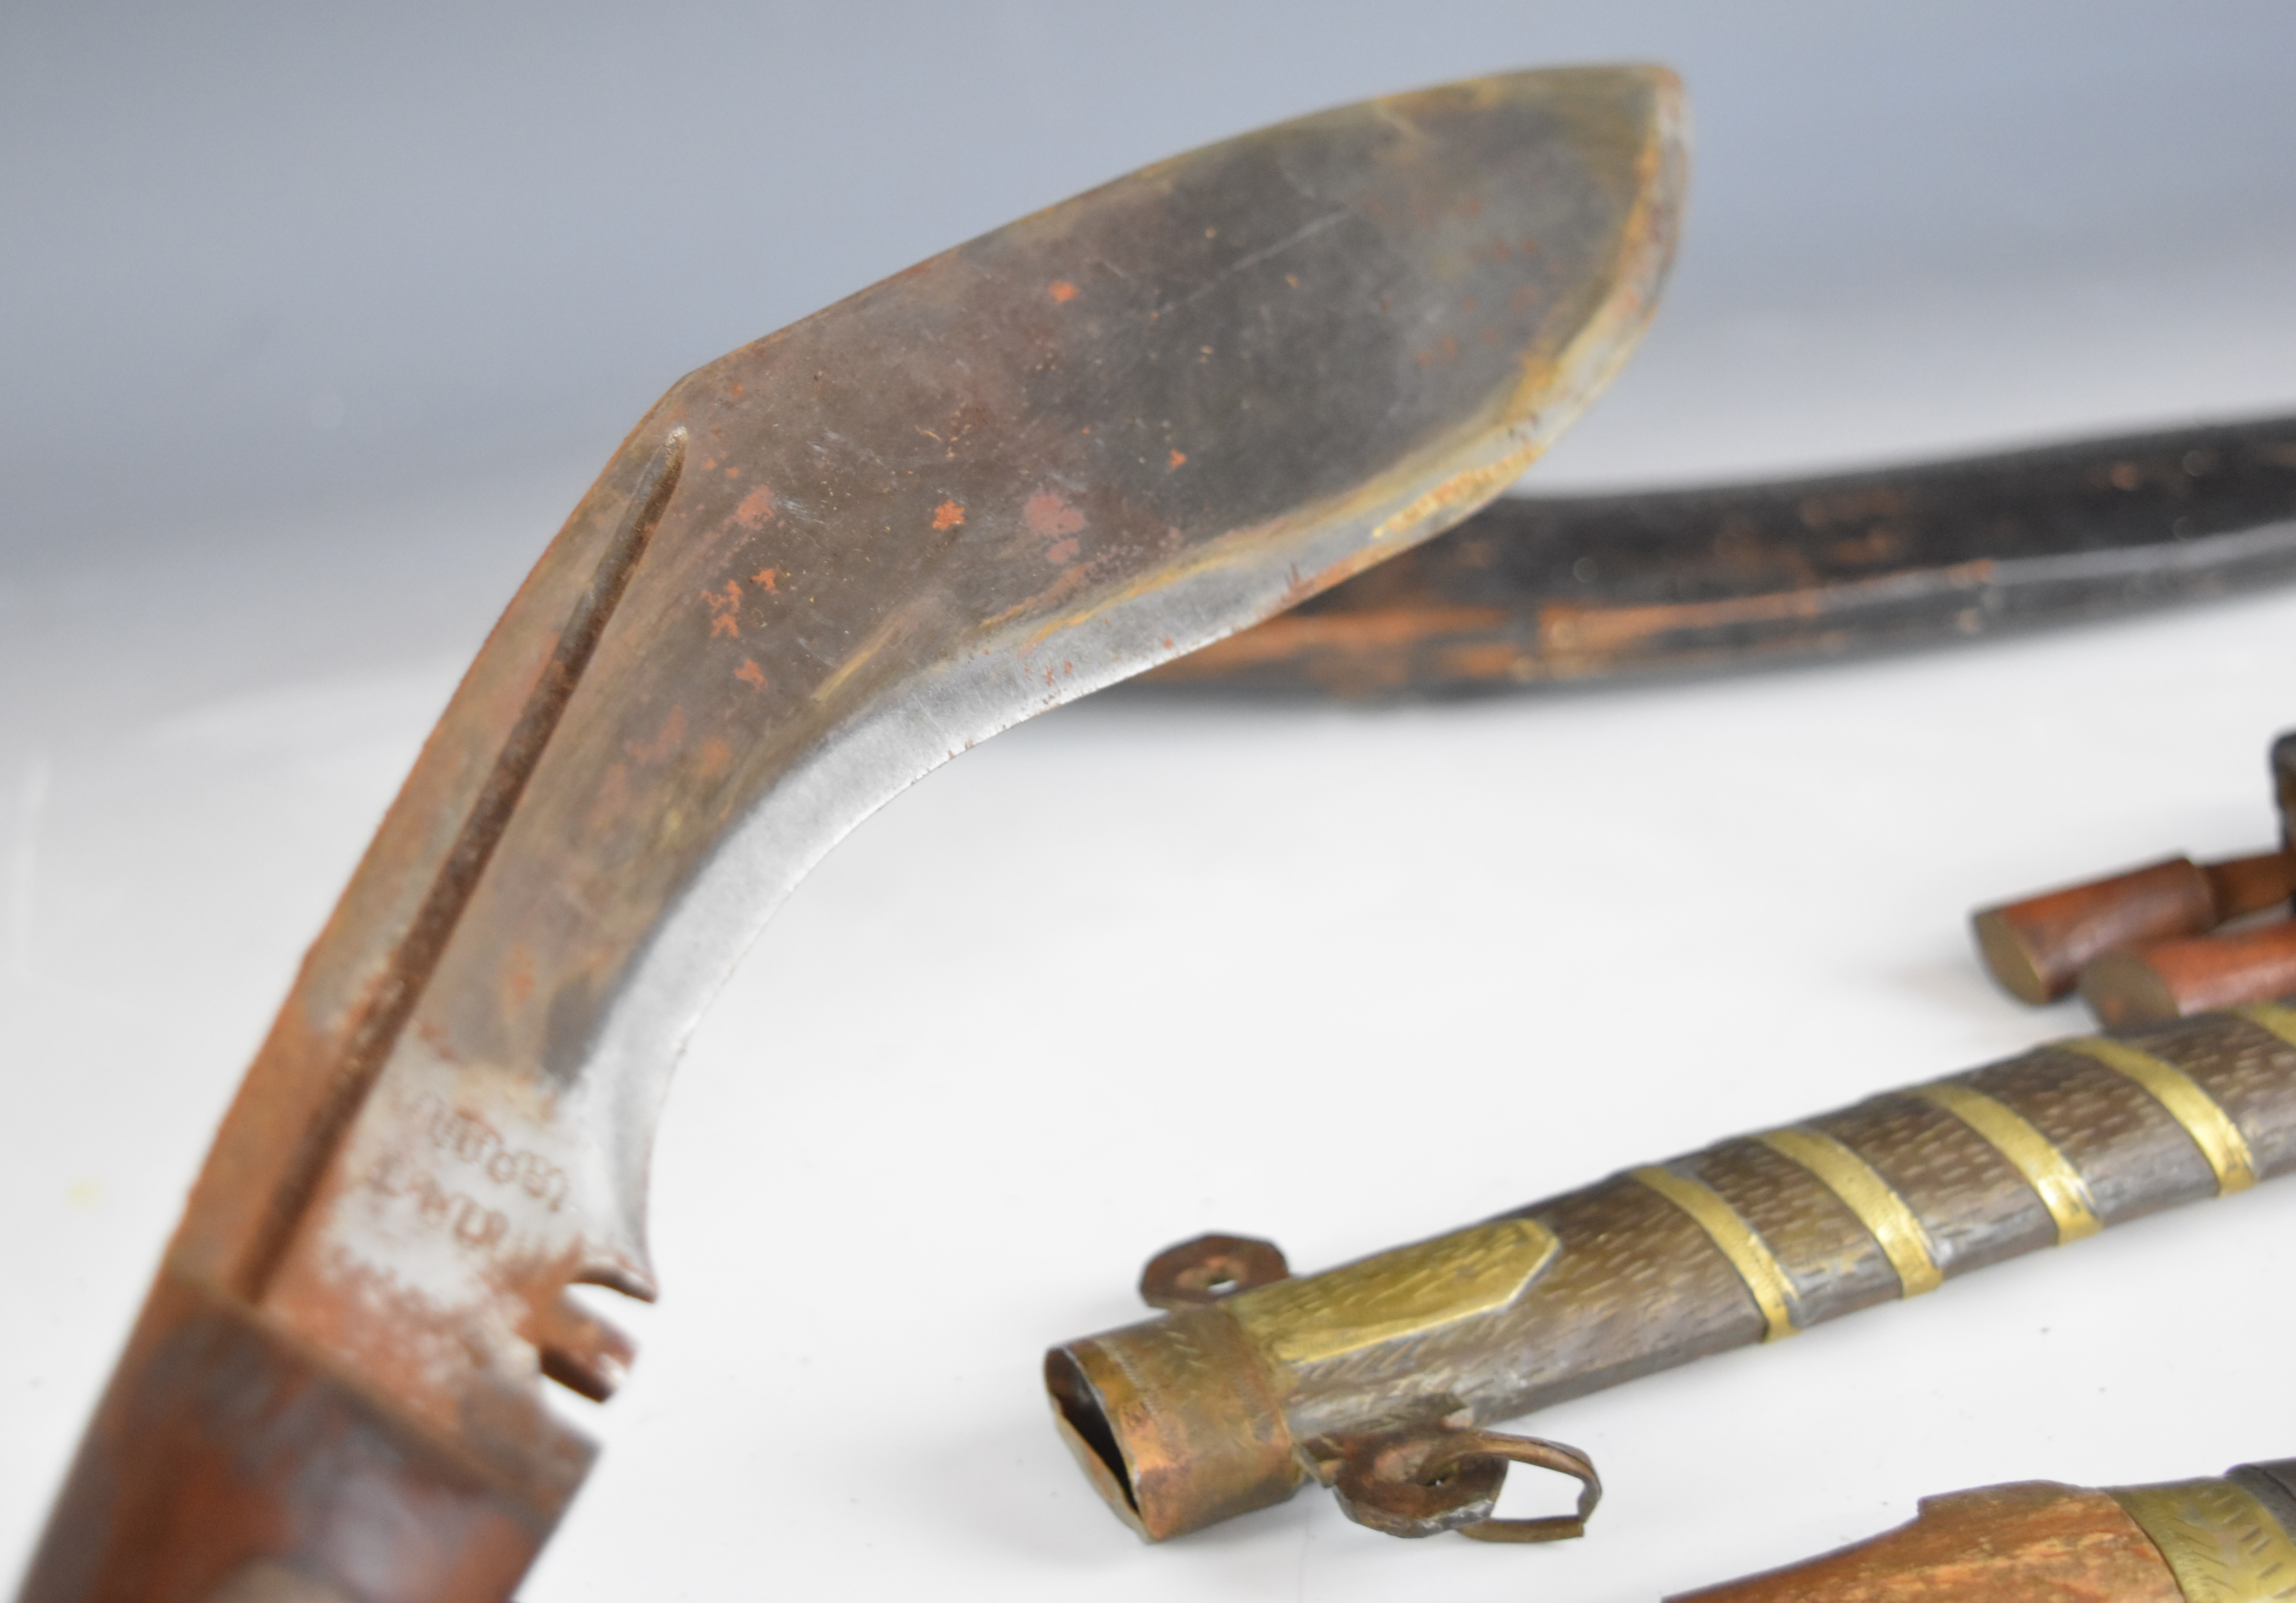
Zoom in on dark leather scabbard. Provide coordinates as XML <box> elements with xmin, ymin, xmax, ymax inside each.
<box><xmin>1153</xmin><ymin>413</ymin><xmax>2296</xmax><ymax>695</ymax></box>
<box><xmin>1048</xmin><ymin>1005</ymin><xmax>2296</xmax><ymax>1541</ymax></box>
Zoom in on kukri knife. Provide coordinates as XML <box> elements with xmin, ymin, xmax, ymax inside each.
<box><xmin>16</xmin><ymin>66</ymin><xmax>1684</xmax><ymax>1603</ymax></box>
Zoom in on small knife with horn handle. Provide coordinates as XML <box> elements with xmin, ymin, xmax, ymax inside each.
<box><xmin>14</xmin><ymin>66</ymin><xmax>1684</xmax><ymax>1603</ymax></box>
<box><xmin>1047</xmin><ymin>1004</ymin><xmax>2296</xmax><ymax>1543</ymax></box>
<box><xmin>1673</xmin><ymin>1457</ymin><xmax>2296</xmax><ymax>1603</ymax></box>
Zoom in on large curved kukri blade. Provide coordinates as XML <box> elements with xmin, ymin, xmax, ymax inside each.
<box><xmin>21</xmin><ymin>66</ymin><xmax>1683</xmax><ymax>1603</ymax></box>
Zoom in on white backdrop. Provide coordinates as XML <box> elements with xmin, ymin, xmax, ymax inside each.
<box><xmin>7</xmin><ymin>5</ymin><xmax>2296</xmax><ymax>1599</ymax></box>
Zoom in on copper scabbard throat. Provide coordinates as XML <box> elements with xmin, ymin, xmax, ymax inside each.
<box><xmin>1047</xmin><ymin>1004</ymin><xmax>2296</xmax><ymax>1543</ymax></box>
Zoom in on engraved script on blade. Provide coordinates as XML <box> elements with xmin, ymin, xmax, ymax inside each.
<box><xmin>1226</xmin><ymin>1218</ymin><xmax>1559</xmax><ymax>1366</ymax></box>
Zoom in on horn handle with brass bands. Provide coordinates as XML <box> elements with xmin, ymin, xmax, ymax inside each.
<box><xmin>1046</xmin><ymin>1004</ymin><xmax>2296</xmax><ymax>1543</ymax></box>
<box><xmin>1672</xmin><ymin>1458</ymin><xmax>2296</xmax><ymax>1603</ymax></box>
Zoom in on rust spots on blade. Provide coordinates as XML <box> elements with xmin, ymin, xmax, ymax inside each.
<box><xmin>703</xmin><ymin>580</ymin><xmax>742</xmax><ymax>638</ymax></box>
<box><xmin>932</xmin><ymin>499</ymin><xmax>966</xmax><ymax>531</ymax></box>
<box><xmin>1048</xmin><ymin>279</ymin><xmax>1080</xmax><ymax>304</ymax></box>
<box><xmin>1024</xmin><ymin>488</ymin><xmax>1087</xmax><ymax>539</ymax></box>
<box><xmin>733</xmin><ymin>487</ymin><xmax>777</xmax><ymax>530</ymax></box>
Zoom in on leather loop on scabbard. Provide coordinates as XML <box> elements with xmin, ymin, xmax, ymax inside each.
<box><xmin>1329</xmin><ymin>1426</ymin><xmax>1601</xmax><ymax>1543</ymax></box>
<box><xmin>1451</xmin><ymin>1433</ymin><xmax>1603</xmax><ymax>1546</ymax></box>
<box><xmin>2060</xmin><ymin>1037</ymin><xmax>2258</xmax><ymax>1195</ymax></box>
<box><xmin>1629</xmin><ymin>1166</ymin><xmax>1800</xmax><ymax>1339</ymax></box>
<box><xmin>1912</xmin><ymin>1082</ymin><xmax>2103</xmax><ymax>1243</ymax></box>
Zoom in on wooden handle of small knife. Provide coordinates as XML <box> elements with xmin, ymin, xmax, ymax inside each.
<box><xmin>1669</xmin><ymin>1459</ymin><xmax>2296</xmax><ymax>1603</ymax></box>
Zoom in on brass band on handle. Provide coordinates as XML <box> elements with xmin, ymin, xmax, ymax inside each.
<box><xmin>1628</xmin><ymin>1166</ymin><xmax>1800</xmax><ymax>1341</ymax></box>
<box><xmin>2108</xmin><ymin>1478</ymin><xmax>2296</xmax><ymax>1603</ymax></box>
<box><xmin>1913</xmin><ymin>1082</ymin><xmax>2103</xmax><ymax>1243</ymax></box>
<box><xmin>2060</xmin><ymin>1037</ymin><xmax>2258</xmax><ymax>1195</ymax></box>
<box><xmin>1756</xmin><ymin>1128</ymin><xmax>1944</xmax><ymax>1296</ymax></box>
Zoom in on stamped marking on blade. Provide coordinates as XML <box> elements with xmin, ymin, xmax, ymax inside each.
<box><xmin>404</xmin><ymin>1092</ymin><xmax>571</xmax><ymax>1211</ymax></box>
<box><xmin>262</xmin><ymin>1040</ymin><xmax>611</xmax><ymax>1413</ymax></box>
